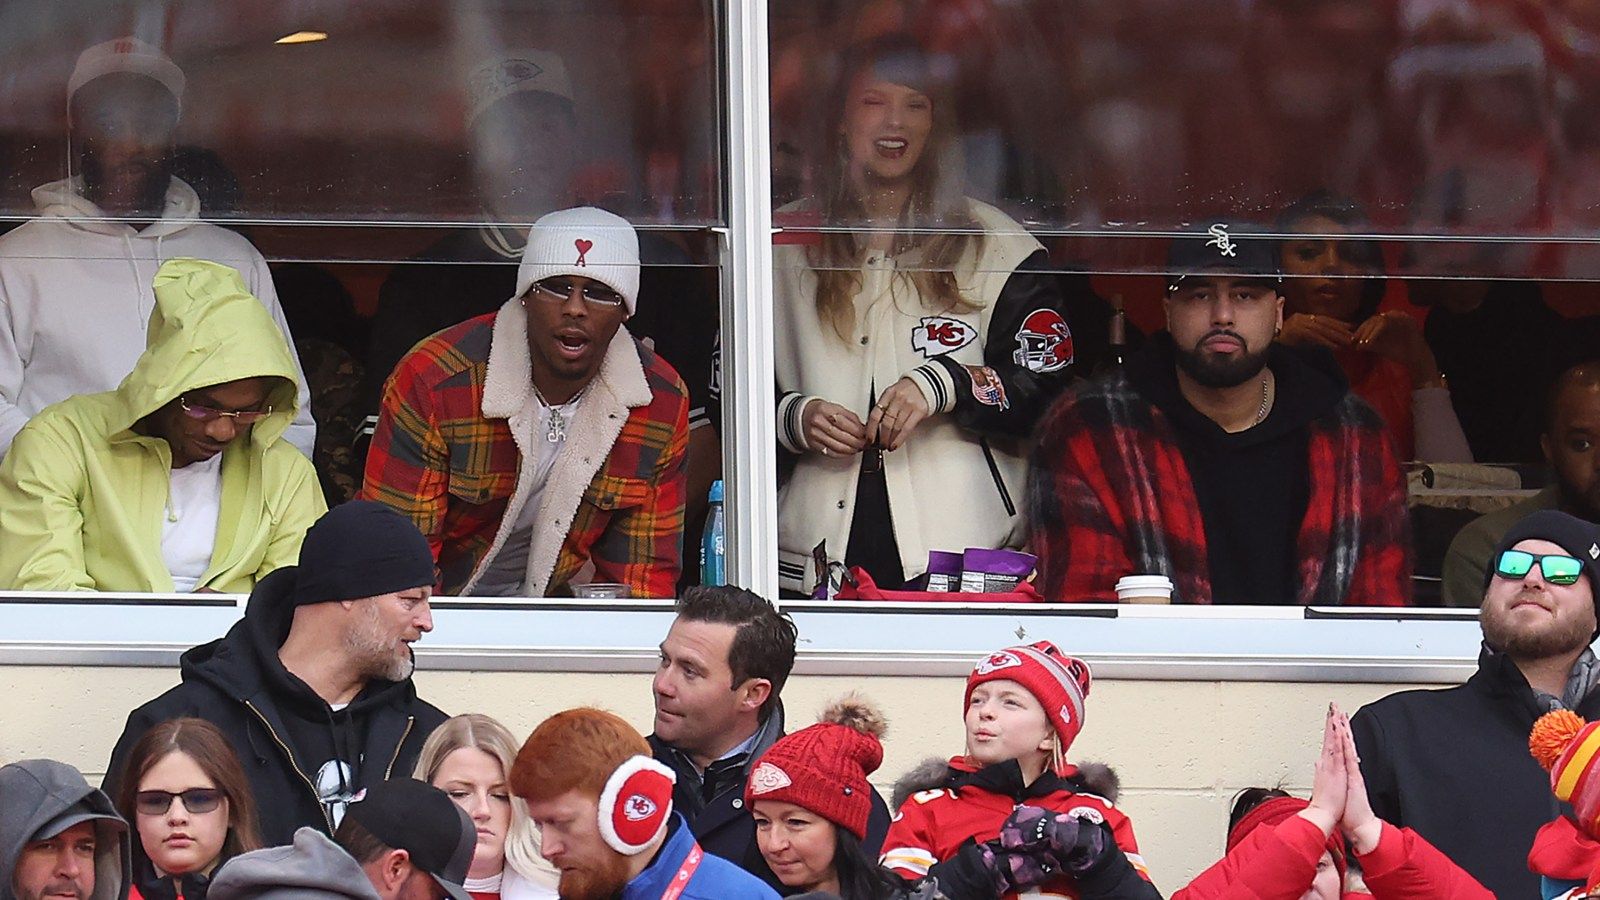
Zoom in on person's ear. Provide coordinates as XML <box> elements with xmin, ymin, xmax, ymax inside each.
<box><xmin>1541</xmin><ymin>431</ymin><xmax>1554</xmax><ymax>464</ymax></box>
<box><xmin>382</xmin><ymin>849</ymin><xmax>412</xmax><ymax>893</ymax></box>
<box><xmin>737</xmin><ymin>678</ymin><xmax>772</xmax><ymax>714</ymax></box>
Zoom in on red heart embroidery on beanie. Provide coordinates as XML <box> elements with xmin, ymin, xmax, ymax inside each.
<box><xmin>575</xmin><ymin>238</ymin><xmax>594</xmax><ymax>266</ymax></box>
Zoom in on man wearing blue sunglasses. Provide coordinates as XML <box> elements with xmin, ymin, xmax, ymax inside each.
<box><xmin>1351</xmin><ymin>509</ymin><xmax>1600</xmax><ymax>898</ymax></box>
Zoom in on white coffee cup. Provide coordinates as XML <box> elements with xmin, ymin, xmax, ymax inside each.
<box><xmin>1115</xmin><ymin>574</ymin><xmax>1174</xmax><ymax>604</ymax></box>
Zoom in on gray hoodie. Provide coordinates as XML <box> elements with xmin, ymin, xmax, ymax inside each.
<box><xmin>208</xmin><ymin>829</ymin><xmax>379</xmax><ymax>900</ymax></box>
<box><xmin>0</xmin><ymin>759</ymin><xmax>129</xmax><ymax>900</ymax></box>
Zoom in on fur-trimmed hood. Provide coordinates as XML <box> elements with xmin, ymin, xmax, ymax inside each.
<box><xmin>890</xmin><ymin>756</ymin><xmax>1121</xmax><ymax>810</ymax></box>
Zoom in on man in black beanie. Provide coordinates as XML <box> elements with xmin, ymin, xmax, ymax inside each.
<box><xmin>105</xmin><ymin>501</ymin><xmax>449</xmax><ymax>849</ymax></box>
<box><xmin>1352</xmin><ymin>508</ymin><xmax>1600</xmax><ymax>898</ymax></box>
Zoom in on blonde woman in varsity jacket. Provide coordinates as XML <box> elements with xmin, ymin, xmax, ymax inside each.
<box><xmin>773</xmin><ymin>35</ymin><xmax>1076</xmax><ymax>595</ymax></box>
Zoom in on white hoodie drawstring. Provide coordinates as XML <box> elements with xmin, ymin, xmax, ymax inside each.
<box><xmin>121</xmin><ymin>230</ymin><xmax>166</xmax><ymax>332</ymax></box>
<box><xmin>121</xmin><ymin>232</ymin><xmax>143</xmax><ymax>332</ymax></box>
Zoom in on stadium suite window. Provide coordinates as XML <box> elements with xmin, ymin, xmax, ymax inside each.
<box><xmin>4</xmin><ymin>1</ymin><xmax>1600</xmax><ymax>604</ymax></box>
<box><xmin>770</xmin><ymin>0</ymin><xmax>1600</xmax><ymax>605</ymax></box>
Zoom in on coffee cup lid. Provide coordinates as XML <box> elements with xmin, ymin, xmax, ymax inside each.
<box><xmin>1115</xmin><ymin>574</ymin><xmax>1174</xmax><ymax>591</ymax></box>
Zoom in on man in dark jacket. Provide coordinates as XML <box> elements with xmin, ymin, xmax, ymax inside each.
<box><xmin>104</xmin><ymin>501</ymin><xmax>449</xmax><ymax>846</ymax></box>
<box><xmin>646</xmin><ymin>586</ymin><xmax>889</xmax><ymax>889</ymax></box>
<box><xmin>1354</xmin><ymin>509</ymin><xmax>1600</xmax><ymax>898</ymax></box>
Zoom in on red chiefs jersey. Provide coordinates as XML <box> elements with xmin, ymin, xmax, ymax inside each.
<box><xmin>881</xmin><ymin>757</ymin><xmax>1152</xmax><ymax>899</ymax></box>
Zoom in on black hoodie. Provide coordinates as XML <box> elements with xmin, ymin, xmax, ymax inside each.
<box><xmin>1352</xmin><ymin>644</ymin><xmax>1600</xmax><ymax>899</ymax></box>
<box><xmin>103</xmin><ymin>567</ymin><xmax>448</xmax><ymax>848</ymax></box>
<box><xmin>1126</xmin><ymin>335</ymin><xmax>1349</xmax><ymax>605</ymax></box>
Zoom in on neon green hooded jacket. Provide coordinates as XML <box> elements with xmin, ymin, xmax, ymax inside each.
<box><xmin>0</xmin><ymin>258</ymin><xmax>326</xmax><ymax>592</ymax></box>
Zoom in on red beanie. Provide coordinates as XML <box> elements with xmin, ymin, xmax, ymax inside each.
<box><xmin>965</xmin><ymin>641</ymin><xmax>1091</xmax><ymax>756</ymax></box>
<box><xmin>1228</xmin><ymin>795</ymin><xmax>1347</xmax><ymax>882</ymax></box>
<box><xmin>744</xmin><ymin>695</ymin><xmax>886</xmax><ymax>840</ymax></box>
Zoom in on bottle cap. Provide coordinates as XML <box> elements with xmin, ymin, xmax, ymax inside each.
<box><xmin>708</xmin><ymin>480</ymin><xmax>724</xmax><ymax>502</ymax></box>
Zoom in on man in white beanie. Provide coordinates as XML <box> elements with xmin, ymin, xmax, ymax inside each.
<box><xmin>0</xmin><ymin>37</ymin><xmax>315</xmax><ymax>462</ymax></box>
<box><xmin>358</xmin><ymin>50</ymin><xmax>720</xmax><ymax>563</ymax></box>
<box><xmin>362</xmin><ymin>206</ymin><xmax>690</xmax><ymax>598</ymax></box>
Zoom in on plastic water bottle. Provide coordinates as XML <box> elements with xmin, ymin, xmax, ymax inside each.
<box><xmin>700</xmin><ymin>480</ymin><xmax>726</xmax><ymax>586</ymax></box>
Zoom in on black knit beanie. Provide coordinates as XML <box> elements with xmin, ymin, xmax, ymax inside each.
<box><xmin>1485</xmin><ymin>509</ymin><xmax>1600</xmax><ymax>595</ymax></box>
<box><xmin>293</xmin><ymin>501</ymin><xmax>435</xmax><ymax>606</ymax></box>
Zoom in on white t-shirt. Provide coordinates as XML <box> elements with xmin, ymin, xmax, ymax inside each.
<box><xmin>161</xmin><ymin>453</ymin><xmax>224</xmax><ymax>592</ymax></box>
<box><xmin>473</xmin><ymin>394</ymin><xmax>583</xmax><ymax>596</ymax></box>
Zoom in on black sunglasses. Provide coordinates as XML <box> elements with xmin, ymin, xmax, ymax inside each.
<box><xmin>135</xmin><ymin>788</ymin><xmax>223</xmax><ymax>816</ymax></box>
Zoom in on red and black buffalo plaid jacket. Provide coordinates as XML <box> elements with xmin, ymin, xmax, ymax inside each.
<box><xmin>362</xmin><ymin>306</ymin><xmax>688</xmax><ymax>596</ymax></box>
<box><xmin>1027</xmin><ymin>341</ymin><xmax>1411</xmax><ymax>605</ymax></box>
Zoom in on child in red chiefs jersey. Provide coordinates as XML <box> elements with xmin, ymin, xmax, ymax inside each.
<box><xmin>880</xmin><ymin>641</ymin><xmax>1160</xmax><ymax>899</ymax></box>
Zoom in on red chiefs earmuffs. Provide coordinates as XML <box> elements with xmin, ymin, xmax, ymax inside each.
<box><xmin>597</xmin><ymin>756</ymin><xmax>676</xmax><ymax>855</ymax></box>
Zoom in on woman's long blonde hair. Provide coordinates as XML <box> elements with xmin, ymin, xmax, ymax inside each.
<box><xmin>811</xmin><ymin>35</ymin><xmax>981</xmax><ymax>341</ymax></box>
<box><xmin>413</xmin><ymin>714</ymin><xmax>555</xmax><ymax>884</ymax></box>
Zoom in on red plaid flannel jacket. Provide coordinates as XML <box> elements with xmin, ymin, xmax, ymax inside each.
<box><xmin>361</xmin><ymin>314</ymin><xmax>688</xmax><ymax>596</ymax></box>
<box><xmin>1027</xmin><ymin>355</ymin><xmax>1411</xmax><ymax>605</ymax></box>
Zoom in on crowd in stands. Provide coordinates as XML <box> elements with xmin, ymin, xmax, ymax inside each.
<box><xmin>8</xmin><ymin>501</ymin><xmax>1600</xmax><ymax>898</ymax></box>
<box><xmin>5</xmin><ymin>34</ymin><xmax>1600</xmax><ymax>606</ymax></box>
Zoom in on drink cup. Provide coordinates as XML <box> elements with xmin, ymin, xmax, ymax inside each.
<box><xmin>1114</xmin><ymin>574</ymin><xmax>1174</xmax><ymax>604</ymax></box>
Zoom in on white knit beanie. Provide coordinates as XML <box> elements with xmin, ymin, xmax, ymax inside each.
<box><xmin>514</xmin><ymin>207</ymin><xmax>641</xmax><ymax>316</ymax></box>
<box><xmin>69</xmin><ymin>37</ymin><xmax>185</xmax><ymax>112</ymax></box>
<box><xmin>465</xmin><ymin>50</ymin><xmax>573</xmax><ymax>127</ymax></box>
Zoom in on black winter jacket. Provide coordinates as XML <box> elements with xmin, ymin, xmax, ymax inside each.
<box><xmin>103</xmin><ymin>567</ymin><xmax>448</xmax><ymax>847</ymax></box>
<box><xmin>649</xmin><ymin>706</ymin><xmax>892</xmax><ymax>893</ymax></box>
<box><xmin>1352</xmin><ymin>643</ymin><xmax>1600</xmax><ymax>900</ymax></box>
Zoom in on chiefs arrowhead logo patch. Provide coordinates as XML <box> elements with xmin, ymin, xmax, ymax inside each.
<box><xmin>912</xmin><ymin>316</ymin><xmax>977</xmax><ymax>357</ymax></box>
<box><xmin>749</xmin><ymin>761</ymin><xmax>793</xmax><ymax>795</ymax></box>
<box><xmin>974</xmin><ymin>650</ymin><xmax>1022</xmax><ymax>676</ymax></box>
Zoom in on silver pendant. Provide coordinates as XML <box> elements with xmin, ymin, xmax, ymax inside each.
<box><xmin>547</xmin><ymin>408</ymin><xmax>566</xmax><ymax>443</ymax></box>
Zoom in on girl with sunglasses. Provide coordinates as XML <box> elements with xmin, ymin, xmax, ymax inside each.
<box><xmin>113</xmin><ymin>718</ymin><xmax>262</xmax><ymax>900</ymax></box>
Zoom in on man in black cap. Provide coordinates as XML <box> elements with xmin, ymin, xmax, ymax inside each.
<box><xmin>1028</xmin><ymin>222</ymin><xmax>1410</xmax><ymax>604</ymax></box>
<box><xmin>1353</xmin><ymin>509</ymin><xmax>1600</xmax><ymax>898</ymax></box>
<box><xmin>105</xmin><ymin>501</ymin><xmax>449</xmax><ymax>847</ymax></box>
<box><xmin>209</xmin><ymin>778</ymin><xmax>474</xmax><ymax>900</ymax></box>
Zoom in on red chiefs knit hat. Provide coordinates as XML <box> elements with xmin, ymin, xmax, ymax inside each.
<box><xmin>1227</xmin><ymin>795</ymin><xmax>1346</xmax><ymax>882</ymax></box>
<box><xmin>1531</xmin><ymin>710</ymin><xmax>1600</xmax><ymax>836</ymax></box>
<box><xmin>965</xmin><ymin>641</ymin><xmax>1091</xmax><ymax>755</ymax></box>
<box><xmin>744</xmin><ymin>695</ymin><xmax>886</xmax><ymax>840</ymax></box>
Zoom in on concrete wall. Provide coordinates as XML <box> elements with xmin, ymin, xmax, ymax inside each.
<box><xmin>0</xmin><ymin>665</ymin><xmax>1443</xmax><ymax>892</ymax></box>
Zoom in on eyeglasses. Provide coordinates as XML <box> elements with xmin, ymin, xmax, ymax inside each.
<box><xmin>530</xmin><ymin>277</ymin><xmax>625</xmax><ymax>308</ymax></box>
<box><xmin>135</xmin><ymin>788</ymin><xmax>224</xmax><ymax>816</ymax></box>
<box><xmin>178</xmin><ymin>397</ymin><xmax>272</xmax><ymax>424</ymax></box>
<box><xmin>1494</xmin><ymin>549</ymin><xmax>1585</xmax><ymax>586</ymax></box>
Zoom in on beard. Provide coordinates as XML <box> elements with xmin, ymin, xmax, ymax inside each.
<box><xmin>1482</xmin><ymin>588</ymin><xmax>1595</xmax><ymax>659</ymax></box>
<box><xmin>16</xmin><ymin>880</ymin><xmax>88</xmax><ymax>900</ymax></box>
<box><xmin>557</xmin><ymin>851</ymin><xmax>634</xmax><ymax>900</ymax></box>
<box><xmin>344</xmin><ymin>603</ymin><xmax>414</xmax><ymax>682</ymax></box>
<box><xmin>1174</xmin><ymin>332</ymin><xmax>1271</xmax><ymax>389</ymax></box>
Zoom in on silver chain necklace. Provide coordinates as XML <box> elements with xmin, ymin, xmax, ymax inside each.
<box><xmin>533</xmin><ymin>385</ymin><xmax>583</xmax><ymax>443</ymax></box>
<box><xmin>1254</xmin><ymin>376</ymin><xmax>1271</xmax><ymax>425</ymax></box>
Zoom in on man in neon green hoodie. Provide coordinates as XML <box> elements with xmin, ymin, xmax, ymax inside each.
<box><xmin>0</xmin><ymin>257</ymin><xmax>326</xmax><ymax>592</ymax></box>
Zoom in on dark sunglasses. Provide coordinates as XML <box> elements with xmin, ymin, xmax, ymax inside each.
<box><xmin>135</xmin><ymin>788</ymin><xmax>223</xmax><ymax>816</ymax></box>
<box><xmin>1494</xmin><ymin>549</ymin><xmax>1585</xmax><ymax>586</ymax></box>
<box><xmin>531</xmin><ymin>277</ymin><xmax>625</xmax><ymax>308</ymax></box>
<box><xmin>178</xmin><ymin>397</ymin><xmax>272</xmax><ymax>424</ymax></box>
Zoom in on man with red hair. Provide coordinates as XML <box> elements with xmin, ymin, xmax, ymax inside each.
<box><xmin>509</xmin><ymin>708</ymin><xmax>777</xmax><ymax>900</ymax></box>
